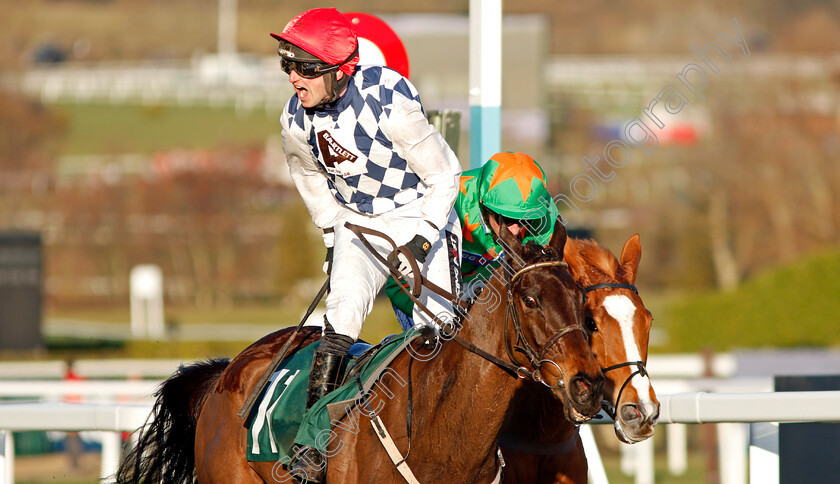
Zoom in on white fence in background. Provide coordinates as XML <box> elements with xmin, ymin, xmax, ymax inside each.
<box><xmin>0</xmin><ymin>380</ymin><xmax>157</xmax><ymax>401</ymax></box>
<box><xmin>14</xmin><ymin>56</ymin><xmax>293</xmax><ymax>114</ymax></box>
<box><xmin>1</xmin><ymin>353</ymin><xmax>838</xmax><ymax>484</ymax></box>
<box><xmin>0</xmin><ymin>403</ymin><xmax>153</xmax><ymax>484</ymax></box>
<box><xmin>0</xmin><ymin>353</ymin><xmax>739</xmax><ymax>380</ymax></box>
<box><xmin>1</xmin><ymin>392</ymin><xmax>840</xmax><ymax>484</ymax></box>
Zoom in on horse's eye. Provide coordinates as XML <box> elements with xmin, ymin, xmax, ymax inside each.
<box><xmin>585</xmin><ymin>317</ymin><xmax>598</xmax><ymax>332</ymax></box>
<box><xmin>522</xmin><ymin>295</ymin><xmax>537</xmax><ymax>308</ymax></box>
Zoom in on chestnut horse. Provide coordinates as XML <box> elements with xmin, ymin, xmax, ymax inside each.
<box><xmin>499</xmin><ymin>234</ymin><xmax>660</xmax><ymax>484</ymax></box>
<box><xmin>117</xmin><ymin>222</ymin><xmax>605</xmax><ymax>483</ymax></box>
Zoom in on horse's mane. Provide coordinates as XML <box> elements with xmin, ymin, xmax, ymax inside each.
<box><xmin>569</xmin><ymin>238</ymin><xmax>621</xmax><ymax>281</ymax></box>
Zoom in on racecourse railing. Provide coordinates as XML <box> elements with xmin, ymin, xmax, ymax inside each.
<box><xmin>0</xmin><ymin>353</ymin><xmax>738</xmax><ymax>380</ymax></box>
<box><xmin>0</xmin><ymin>402</ymin><xmax>153</xmax><ymax>484</ymax></box>
<box><xmin>2</xmin><ymin>391</ymin><xmax>840</xmax><ymax>484</ymax></box>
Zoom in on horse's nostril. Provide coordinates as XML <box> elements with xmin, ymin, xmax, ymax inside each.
<box><xmin>576</xmin><ymin>379</ymin><xmax>590</xmax><ymax>393</ymax></box>
<box><xmin>620</xmin><ymin>404</ymin><xmax>642</xmax><ymax>423</ymax></box>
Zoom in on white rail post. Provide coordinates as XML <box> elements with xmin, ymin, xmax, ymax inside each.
<box><xmin>580</xmin><ymin>425</ymin><xmax>609</xmax><ymax>484</ymax></box>
<box><xmin>0</xmin><ymin>430</ymin><xmax>14</xmax><ymax>484</ymax></box>
<box><xmin>667</xmin><ymin>423</ymin><xmax>688</xmax><ymax>475</ymax></box>
<box><xmin>635</xmin><ymin>436</ymin><xmax>655</xmax><ymax>484</ymax></box>
<box><xmin>100</xmin><ymin>431</ymin><xmax>122</xmax><ymax>483</ymax></box>
<box><xmin>468</xmin><ymin>0</ymin><xmax>502</xmax><ymax>169</ymax></box>
<box><xmin>130</xmin><ymin>264</ymin><xmax>165</xmax><ymax>339</ymax></box>
<box><xmin>718</xmin><ymin>423</ymin><xmax>748</xmax><ymax>484</ymax></box>
<box><xmin>620</xmin><ymin>441</ymin><xmax>635</xmax><ymax>475</ymax></box>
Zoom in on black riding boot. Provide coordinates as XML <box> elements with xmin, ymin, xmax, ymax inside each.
<box><xmin>289</xmin><ymin>330</ymin><xmax>352</xmax><ymax>483</ymax></box>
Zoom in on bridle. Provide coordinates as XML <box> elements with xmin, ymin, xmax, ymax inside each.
<box><xmin>445</xmin><ymin>259</ymin><xmax>588</xmax><ymax>387</ymax></box>
<box><xmin>497</xmin><ymin>260</ymin><xmax>588</xmax><ymax>388</ymax></box>
<box><xmin>581</xmin><ymin>282</ymin><xmax>649</xmax><ymax>420</ymax></box>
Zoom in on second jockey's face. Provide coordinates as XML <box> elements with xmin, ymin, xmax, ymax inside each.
<box><xmin>488</xmin><ymin>213</ymin><xmax>527</xmax><ymax>239</ymax></box>
<box><xmin>288</xmin><ymin>70</ymin><xmax>344</xmax><ymax>108</ymax></box>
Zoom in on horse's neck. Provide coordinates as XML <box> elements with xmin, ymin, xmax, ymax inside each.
<box><xmin>505</xmin><ymin>380</ymin><xmax>576</xmax><ymax>442</ymax></box>
<box><xmin>412</xmin><ymin>272</ymin><xmax>519</xmax><ymax>465</ymax></box>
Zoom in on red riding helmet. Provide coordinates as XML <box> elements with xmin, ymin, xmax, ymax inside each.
<box><xmin>271</xmin><ymin>8</ymin><xmax>360</xmax><ymax>77</ymax></box>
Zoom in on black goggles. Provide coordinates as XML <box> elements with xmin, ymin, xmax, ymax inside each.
<box><xmin>500</xmin><ymin>215</ymin><xmax>528</xmax><ymax>226</ymax></box>
<box><xmin>278</xmin><ymin>45</ymin><xmax>359</xmax><ymax>79</ymax></box>
<box><xmin>280</xmin><ymin>57</ymin><xmax>340</xmax><ymax>78</ymax></box>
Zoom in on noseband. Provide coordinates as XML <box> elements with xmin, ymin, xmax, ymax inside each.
<box><xmin>502</xmin><ymin>260</ymin><xmax>587</xmax><ymax>388</ymax></box>
<box><xmin>581</xmin><ymin>282</ymin><xmax>649</xmax><ymax>419</ymax></box>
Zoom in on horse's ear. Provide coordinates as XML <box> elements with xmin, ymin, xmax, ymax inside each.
<box><xmin>548</xmin><ymin>220</ymin><xmax>567</xmax><ymax>254</ymax></box>
<box><xmin>619</xmin><ymin>234</ymin><xmax>642</xmax><ymax>284</ymax></box>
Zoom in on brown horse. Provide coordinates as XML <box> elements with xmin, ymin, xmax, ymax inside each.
<box><xmin>117</xmin><ymin>222</ymin><xmax>605</xmax><ymax>483</ymax></box>
<box><xmin>499</xmin><ymin>234</ymin><xmax>660</xmax><ymax>484</ymax></box>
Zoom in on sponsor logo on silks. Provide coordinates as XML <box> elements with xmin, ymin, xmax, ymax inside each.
<box><xmin>463</xmin><ymin>251</ymin><xmax>494</xmax><ymax>267</ymax></box>
<box><xmin>445</xmin><ymin>230</ymin><xmax>462</xmax><ymax>298</ymax></box>
<box><xmin>316</xmin><ymin>130</ymin><xmax>359</xmax><ymax>176</ymax></box>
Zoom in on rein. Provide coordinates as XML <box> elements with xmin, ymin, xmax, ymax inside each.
<box><xmin>344</xmin><ymin>222</ymin><xmax>583</xmax><ymax>385</ymax></box>
<box><xmin>581</xmin><ymin>282</ymin><xmax>648</xmax><ymax>420</ymax></box>
<box><xmin>345</xmin><ymin>222</ymin><xmax>587</xmax><ymax>479</ymax></box>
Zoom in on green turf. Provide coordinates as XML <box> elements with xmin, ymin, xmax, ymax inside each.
<box><xmin>662</xmin><ymin>247</ymin><xmax>840</xmax><ymax>352</ymax></box>
<box><xmin>53</xmin><ymin>103</ymin><xmax>280</xmax><ymax>155</ymax></box>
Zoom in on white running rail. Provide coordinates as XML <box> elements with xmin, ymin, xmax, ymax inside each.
<box><xmin>2</xmin><ymin>391</ymin><xmax>840</xmax><ymax>484</ymax></box>
<box><xmin>0</xmin><ymin>402</ymin><xmax>152</xmax><ymax>484</ymax></box>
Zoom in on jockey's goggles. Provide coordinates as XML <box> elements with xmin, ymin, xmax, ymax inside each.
<box><xmin>500</xmin><ymin>215</ymin><xmax>528</xmax><ymax>227</ymax></box>
<box><xmin>278</xmin><ymin>45</ymin><xmax>358</xmax><ymax>79</ymax></box>
<box><xmin>280</xmin><ymin>57</ymin><xmax>339</xmax><ymax>78</ymax></box>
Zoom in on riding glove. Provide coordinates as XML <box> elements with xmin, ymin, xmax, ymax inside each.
<box><xmin>387</xmin><ymin>234</ymin><xmax>432</xmax><ymax>276</ymax></box>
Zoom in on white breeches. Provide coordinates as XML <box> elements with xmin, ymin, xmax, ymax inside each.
<box><xmin>326</xmin><ymin>202</ymin><xmax>461</xmax><ymax>340</ymax></box>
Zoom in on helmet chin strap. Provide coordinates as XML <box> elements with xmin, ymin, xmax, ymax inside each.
<box><xmin>315</xmin><ymin>70</ymin><xmax>352</xmax><ymax>109</ymax></box>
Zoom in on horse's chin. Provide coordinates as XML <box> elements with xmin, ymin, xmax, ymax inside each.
<box><xmin>555</xmin><ymin>387</ymin><xmax>601</xmax><ymax>424</ymax></box>
<box><xmin>613</xmin><ymin>420</ymin><xmax>655</xmax><ymax>444</ymax></box>
<box><xmin>566</xmin><ymin>405</ymin><xmax>594</xmax><ymax>424</ymax></box>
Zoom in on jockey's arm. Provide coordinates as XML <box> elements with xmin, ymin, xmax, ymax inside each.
<box><xmin>281</xmin><ymin>125</ymin><xmax>345</xmax><ymax>247</ymax></box>
<box><xmin>385</xmin><ymin>97</ymin><xmax>461</xmax><ymax>242</ymax></box>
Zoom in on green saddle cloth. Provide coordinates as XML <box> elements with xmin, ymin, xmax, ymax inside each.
<box><xmin>246</xmin><ymin>328</ymin><xmax>421</xmax><ymax>462</ymax></box>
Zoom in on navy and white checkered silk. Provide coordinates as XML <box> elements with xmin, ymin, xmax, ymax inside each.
<box><xmin>283</xmin><ymin>66</ymin><xmax>427</xmax><ymax>215</ymax></box>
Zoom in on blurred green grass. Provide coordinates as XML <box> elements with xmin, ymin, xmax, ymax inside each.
<box><xmin>53</xmin><ymin>103</ymin><xmax>280</xmax><ymax>155</ymax></box>
<box><xmin>661</xmin><ymin>246</ymin><xmax>840</xmax><ymax>352</ymax></box>
<box><xmin>41</xmin><ymin>297</ymin><xmax>403</xmax><ymax>360</ymax></box>
<box><xmin>39</xmin><ymin>245</ymin><xmax>840</xmax><ymax>359</ymax></box>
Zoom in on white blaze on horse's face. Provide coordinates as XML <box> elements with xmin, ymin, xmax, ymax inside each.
<box><xmin>602</xmin><ymin>295</ymin><xmax>657</xmax><ymax>418</ymax></box>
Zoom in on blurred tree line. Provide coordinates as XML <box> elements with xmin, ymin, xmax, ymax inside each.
<box><xmin>547</xmin><ymin>69</ymin><xmax>840</xmax><ymax>291</ymax></box>
<box><xmin>1</xmin><ymin>88</ymin><xmax>323</xmax><ymax>310</ymax></box>
<box><xmin>4</xmin><ymin>64</ymin><xmax>840</xmax><ymax>308</ymax></box>
<box><xmin>5</xmin><ymin>0</ymin><xmax>840</xmax><ymax>309</ymax></box>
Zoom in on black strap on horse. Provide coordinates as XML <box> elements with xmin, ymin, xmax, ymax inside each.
<box><xmin>580</xmin><ymin>281</ymin><xmax>647</xmax><ymax>420</ymax></box>
<box><xmin>600</xmin><ymin>360</ymin><xmax>649</xmax><ymax>420</ymax></box>
<box><xmin>236</xmin><ymin>277</ymin><xmax>330</xmax><ymax>420</ymax></box>
<box><xmin>581</xmin><ymin>282</ymin><xmax>638</xmax><ymax>300</ymax></box>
